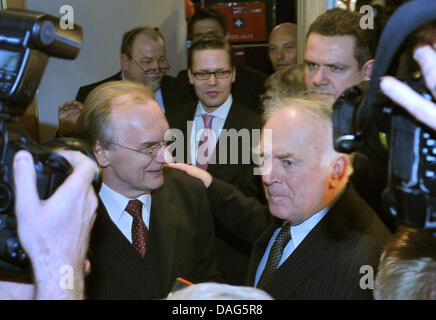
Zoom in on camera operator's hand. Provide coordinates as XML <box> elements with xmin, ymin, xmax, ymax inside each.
<box><xmin>13</xmin><ymin>149</ymin><xmax>98</xmax><ymax>299</ymax></box>
<box><xmin>58</xmin><ymin>100</ymin><xmax>84</xmax><ymax>137</ymax></box>
<box><xmin>381</xmin><ymin>45</ymin><xmax>436</xmax><ymax>130</ymax></box>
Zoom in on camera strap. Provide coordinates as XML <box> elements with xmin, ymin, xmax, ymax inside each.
<box><xmin>356</xmin><ymin>0</ymin><xmax>436</xmax><ymax>134</ymax></box>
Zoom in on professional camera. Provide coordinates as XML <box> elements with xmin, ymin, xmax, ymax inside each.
<box><xmin>333</xmin><ymin>0</ymin><xmax>436</xmax><ymax>230</ymax></box>
<box><xmin>0</xmin><ymin>8</ymin><xmax>89</xmax><ymax>275</ymax></box>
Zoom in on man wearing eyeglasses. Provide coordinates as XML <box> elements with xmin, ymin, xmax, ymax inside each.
<box><xmin>58</xmin><ymin>26</ymin><xmax>191</xmax><ymax>137</ymax></box>
<box><xmin>168</xmin><ymin>34</ymin><xmax>265</xmax><ymax>286</ymax></box>
<box><xmin>75</xmin><ymin>80</ymin><xmax>221</xmax><ymax>299</ymax></box>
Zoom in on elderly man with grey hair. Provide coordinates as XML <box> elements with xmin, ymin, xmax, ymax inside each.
<box><xmin>169</xmin><ymin>92</ymin><xmax>391</xmax><ymax>299</ymax></box>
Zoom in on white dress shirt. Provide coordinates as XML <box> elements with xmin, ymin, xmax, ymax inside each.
<box><xmin>189</xmin><ymin>94</ymin><xmax>233</xmax><ymax>165</ymax></box>
<box><xmin>99</xmin><ymin>183</ymin><xmax>151</xmax><ymax>243</ymax></box>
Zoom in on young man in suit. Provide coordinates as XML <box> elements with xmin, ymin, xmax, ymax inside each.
<box><xmin>177</xmin><ymin>7</ymin><xmax>267</xmax><ymax>113</ymax></box>
<box><xmin>75</xmin><ymin>80</ymin><xmax>221</xmax><ymax>299</ymax></box>
<box><xmin>58</xmin><ymin>26</ymin><xmax>191</xmax><ymax>137</ymax></box>
<box><xmin>168</xmin><ymin>34</ymin><xmax>266</xmax><ymax>286</ymax></box>
<box><xmin>169</xmin><ymin>93</ymin><xmax>391</xmax><ymax>299</ymax></box>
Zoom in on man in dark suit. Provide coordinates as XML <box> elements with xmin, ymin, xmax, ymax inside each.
<box><xmin>75</xmin><ymin>80</ymin><xmax>221</xmax><ymax>299</ymax></box>
<box><xmin>58</xmin><ymin>26</ymin><xmax>191</xmax><ymax>137</ymax></box>
<box><xmin>169</xmin><ymin>92</ymin><xmax>391</xmax><ymax>299</ymax></box>
<box><xmin>168</xmin><ymin>34</ymin><xmax>265</xmax><ymax>286</ymax></box>
<box><xmin>177</xmin><ymin>7</ymin><xmax>267</xmax><ymax>113</ymax></box>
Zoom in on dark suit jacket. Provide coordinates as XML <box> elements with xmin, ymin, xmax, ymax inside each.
<box><xmin>247</xmin><ymin>185</ymin><xmax>391</xmax><ymax>299</ymax></box>
<box><xmin>167</xmin><ymin>99</ymin><xmax>265</xmax><ymax>285</ymax></box>
<box><xmin>75</xmin><ymin>72</ymin><xmax>192</xmax><ymax>118</ymax></box>
<box><xmin>207</xmin><ymin>179</ymin><xmax>391</xmax><ymax>299</ymax></box>
<box><xmin>85</xmin><ymin>168</ymin><xmax>221</xmax><ymax>300</ymax></box>
<box><xmin>177</xmin><ymin>64</ymin><xmax>267</xmax><ymax>113</ymax></box>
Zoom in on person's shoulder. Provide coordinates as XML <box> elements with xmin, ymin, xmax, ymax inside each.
<box><xmin>79</xmin><ymin>72</ymin><xmax>122</xmax><ymax>90</ymax></box>
<box><xmin>231</xmin><ymin>100</ymin><xmax>264</xmax><ymax>127</ymax></box>
<box><xmin>162</xmin><ymin>166</ymin><xmax>205</xmax><ymax>190</ymax></box>
<box><xmin>329</xmin><ymin>184</ymin><xmax>392</xmax><ymax>244</ymax></box>
<box><xmin>236</xmin><ymin>64</ymin><xmax>268</xmax><ymax>81</ymax></box>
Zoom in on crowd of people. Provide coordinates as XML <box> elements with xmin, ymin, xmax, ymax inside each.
<box><xmin>1</xmin><ymin>3</ymin><xmax>436</xmax><ymax>300</ymax></box>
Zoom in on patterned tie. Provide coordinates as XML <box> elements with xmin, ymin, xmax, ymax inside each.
<box><xmin>125</xmin><ymin>199</ymin><xmax>148</xmax><ymax>258</ymax></box>
<box><xmin>196</xmin><ymin>114</ymin><xmax>215</xmax><ymax>170</ymax></box>
<box><xmin>257</xmin><ymin>223</ymin><xmax>291</xmax><ymax>290</ymax></box>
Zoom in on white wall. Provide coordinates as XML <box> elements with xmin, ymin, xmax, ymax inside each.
<box><xmin>26</xmin><ymin>0</ymin><xmax>187</xmax><ymax>141</ymax></box>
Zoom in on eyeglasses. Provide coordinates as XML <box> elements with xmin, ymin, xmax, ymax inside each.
<box><xmin>127</xmin><ymin>54</ymin><xmax>170</xmax><ymax>73</ymax></box>
<box><xmin>192</xmin><ymin>69</ymin><xmax>232</xmax><ymax>80</ymax></box>
<box><xmin>111</xmin><ymin>139</ymin><xmax>173</xmax><ymax>158</ymax></box>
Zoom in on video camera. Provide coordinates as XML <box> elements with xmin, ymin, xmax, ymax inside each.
<box><xmin>0</xmin><ymin>8</ymin><xmax>92</xmax><ymax>275</ymax></box>
<box><xmin>333</xmin><ymin>0</ymin><xmax>436</xmax><ymax>230</ymax></box>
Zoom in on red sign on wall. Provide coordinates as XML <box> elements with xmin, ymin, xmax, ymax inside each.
<box><xmin>212</xmin><ymin>2</ymin><xmax>267</xmax><ymax>43</ymax></box>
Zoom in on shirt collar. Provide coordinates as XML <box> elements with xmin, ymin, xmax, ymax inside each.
<box><xmin>290</xmin><ymin>206</ymin><xmax>329</xmax><ymax>250</ymax></box>
<box><xmin>290</xmin><ymin>188</ymin><xmax>346</xmax><ymax>249</ymax></box>
<box><xmin>196</xmin><ymin>94</ymin><xmax>233</xmax><ymax>121</ymax></box>
<box><xmin>99</xmin><ymin>183</ymin><xmax>150</xmax><ymax>224</ymax></box>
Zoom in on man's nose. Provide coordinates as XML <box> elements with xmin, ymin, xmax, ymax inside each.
<box><xmin>207</xmin><ymin>73</ymin><xmax>218</xmax><ymax>85</ymax></box>
<box><xmin>312</xmin><ymin>67</ymin><xmax>329</xmax><ymax>87</ymax></box>
<box><xmin>262</xmin><ymin>160</ymin><xmax>280</xmax><ymax>186</ymax></box>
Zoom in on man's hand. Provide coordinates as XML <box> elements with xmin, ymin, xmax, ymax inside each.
<box><xmin>380</xmin><ymin>45</ymin><xmax>436</xmax><ymax>130</ymax></box>
<box><xmin>165</xmin><ymin>162</ymin><xmax>213</xmax><ymax>188</ymax></box>
<box><xmin>13</xmin><ymin>150</ymin><xmax>98</xmax><ymax>299</ymax></box>
<box><xmin>58</xmin><ymin>100</ymin><xmax>84</xmax><ymax>137</ymax></box>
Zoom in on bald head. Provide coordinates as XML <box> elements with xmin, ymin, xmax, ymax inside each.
<box><xmin>268</xmin><ymin>23</ymin><xmax>298</xmax><ymax>71</ymax></box>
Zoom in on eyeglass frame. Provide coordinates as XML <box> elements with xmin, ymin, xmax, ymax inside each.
<box><xmin>127</xmin><ymin>54</ymin><xmax>170</xmax><ymax>74</ymax></box>
<box><xmin>191</xmin><ymin>69</ymin><xmax>233</xmax><ymax>80</ymax></box>
<box><xmin>110</xmin><ymin>139</ymin><xmax>174</xmax><ymax>158</ymax></box>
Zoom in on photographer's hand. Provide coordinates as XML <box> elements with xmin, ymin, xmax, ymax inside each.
<box><xmin>13</xmin><ymin>150</ymin><xmax>98</xmax><ymax>299</ymax></box>
<box><xmin>380</xmin><ymin>45</ymin><xmax>436</xmax><ymax>130</ymax></box>
<box><xmin>58</xmin><ymin>100</ymin><xmax>84</xmax><ymax>137</ymax></box>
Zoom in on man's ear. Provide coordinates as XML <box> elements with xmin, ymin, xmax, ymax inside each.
<box><xmin>187</xmin><ymin>68</ymin><xmax>195</xmax><ymax>85</ymax></box>
<box><xmin>93</xmin><ymin>141</ymin><xmax>111</xmax><ymax>168</ymax></box>
<box><xmin>120</xmin><ymin>54</ymin><xmax>130</xmax><ymax>72</ymax></box>
<box><xmin>231</xmin><ymin>66</ymin><xmax>236</xmax><ymax>83</ymax></box>
<box><xmin>361</xmin><ymin>59</ymin><xmax>375</xmax><ymax>81</ymax></box>
<box><xmin>329</xmin><ymin>155</ymin><xmax>349</xmax><ymax>189</ymax></box>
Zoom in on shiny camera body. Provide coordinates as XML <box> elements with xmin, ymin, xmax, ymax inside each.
<box><xmin>0</xmin><ymin>8</ymin><xmax>83</xmax><ymax>274</ymax></box>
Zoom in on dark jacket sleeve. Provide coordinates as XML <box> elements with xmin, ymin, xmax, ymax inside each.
<box><xmin>207</xmin><ymin>177</ymin><xmax>271</xmax><ymax>244</ymax></box>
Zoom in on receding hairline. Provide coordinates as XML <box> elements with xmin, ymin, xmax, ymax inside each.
<box><xmin>271</xmin><ymin>23</ymin><xmax>297</xmax><ymax>34</ymax></box>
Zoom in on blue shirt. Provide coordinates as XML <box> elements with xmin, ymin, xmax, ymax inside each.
<box><xmin>254</xmin><ymin>206</ymin><xmax>329</xmax><ymax>287</ymax></box>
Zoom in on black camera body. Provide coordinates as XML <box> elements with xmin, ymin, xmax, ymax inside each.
<box><xmin>334</xmin><ymin>74</ymin><xmax>436</xmax><ymax>229</ymax></box>
<box><xmin>333</xmin><ymin>0</ymin><xmax>436</xmax><ymax>230</ymax></box>
<box><xmin>0</xmin><ymin>9</ymin><xmax>84</xmax><ymax>274</ymax></box>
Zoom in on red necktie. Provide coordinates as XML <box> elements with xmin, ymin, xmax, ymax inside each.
<box><xmin>196</xmin><ymin>114</ymin><xmax>215</xmax><ymax>170</ymax></box>
<box><xmin>125</xmin><ymin>199</ymin><xmax>148</xmax><ymax>258</ymax></box>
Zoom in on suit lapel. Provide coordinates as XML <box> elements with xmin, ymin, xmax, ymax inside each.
<box><xmin>150</xmin><ymin>184</ymin><xmax>181</xmax><ymax>291</ymax></box>
<box><xmin>267</xmin><ymin>220</ymin><xmax>331</xmax><ymax>297</ymax></box>
<box><xmin>247</xmin><ymin>220</ymin><xmax>281</xmax><ymax>285</ymax></box>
